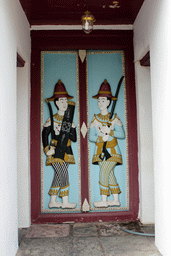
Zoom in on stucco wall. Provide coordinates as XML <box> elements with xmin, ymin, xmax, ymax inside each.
<box><xmin>0</xmin><ymin>0</ymin><xmax>30</xmax><ymax>255</ymax></box>
<box><xmin>134</xmin><ymin>62</ymin><xmax>154</xmax><ymax>224</ymax></box>
<box><xmin>134</xmin><ymin>0</ymin><xmax>171</xmax><ymax>255</ymax></box>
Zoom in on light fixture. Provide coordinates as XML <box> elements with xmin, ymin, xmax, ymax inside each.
<box><xmin>109</xmin><ymin>1</ymin><xmax>120</xmax><ymax>8</ymax></box>
<box><xmin>81</xmin><ymin>11</ymin><xmax>96</xmax><ymax>34</ymax></box>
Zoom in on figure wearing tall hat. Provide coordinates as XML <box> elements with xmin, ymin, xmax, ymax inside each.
<box><xmin>42</xmin><ymin>79</ymin><xmax>77</xmax><ymax>209</ymax></box>
<box><xmin>89</xmin><ymin>79</ymin><xmax>125</xmax><ymax>208</ymax></box>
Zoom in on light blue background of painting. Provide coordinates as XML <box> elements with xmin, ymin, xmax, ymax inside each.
<box><xmin>87</xmin><ymin>51</ymin><xmax>128</xmax><ymax>211</ymax></box>
<box><xmin>42</xmin><ymin>52</ymin><xmax>80</xmax><ymax>212</ymax></box>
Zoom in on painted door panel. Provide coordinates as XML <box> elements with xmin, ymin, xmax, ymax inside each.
<box><xmin>41</xmin><ymin>51</ymin><xmax>81</xmax><ymax>213</ymax></box>
<box><xmin>87</xmin><ymin>51</ymin><xmax>129</xmax><ymax>212</ymax></box>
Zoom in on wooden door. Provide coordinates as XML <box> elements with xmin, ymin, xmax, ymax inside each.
<box><xmin>31</xmin><ymin>30</ymin><xmax>139</xmax><ymax>223</ymax></box>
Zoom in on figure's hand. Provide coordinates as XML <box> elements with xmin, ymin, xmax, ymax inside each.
<box><xmin>102</xmin><ymin>125</ymin><xmax>111</xmax><ymax>135</ymax></box>
<box><xmin>103</xmin><ymin>134</ymin><xmax>109</xmax><ymax>142</ymax></box>
<box><xmin>101</xmin><ymin>125</ymin><xmax>111</xmax><ymax>142</ymax></box>
<box><xmin>72</xmin><ymin>122</ymin><xmax>76</xmax><ymax>128</ymax></box>
<box><xmin>46</xmin><ymin>146</ymin><xmax>55</xmax><ymax>156</ymax></box>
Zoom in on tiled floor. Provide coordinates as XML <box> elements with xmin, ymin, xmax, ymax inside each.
<box><xmin>17</xmin><ymin>222</ymin><xmax>162</xmax><ymax>256</ymax></box>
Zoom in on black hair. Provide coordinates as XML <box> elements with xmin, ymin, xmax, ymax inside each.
<box><xmin>54</xmin><ymin>98</ymin><xmax>59</xmax><ymax>110</ymax></box>
<box><xmin>107</xmin><ymin>97</ymin><xmax>112</xmax><ymax>108</ymax></box>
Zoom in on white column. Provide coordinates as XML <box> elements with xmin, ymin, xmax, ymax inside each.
<box><xmin>0</xmin><ymin>0</ymin><xmax>31</xmax><ymax>255</ymax></box>
<box><xmin>0</xmin><ymin>43</ymin><xmax>18</xmax><ymax>256</ymax></box>
<box><xmin>150</xmin><ymin>1</ymin><xmax>171</xmax><ymax>253</ymax></box>
<box><xmin>134</xmin><ymin>0</ymin><xmax>171</xmax><ymax>254</ymax></box>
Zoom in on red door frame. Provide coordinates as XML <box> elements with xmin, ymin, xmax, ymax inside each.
<box><xmin>31</xmin><ymin>30</ymin><xmax>139</xmax><ymax>224</ymax></box>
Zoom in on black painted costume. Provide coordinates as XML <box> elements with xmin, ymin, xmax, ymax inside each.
<box><xmin>42</xmin><ymin>113</ymin><xmax>77</xmax><ymax>196</ymax></box>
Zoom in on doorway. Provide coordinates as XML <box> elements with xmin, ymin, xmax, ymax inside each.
<box><xmin>31</xmin><ymin>30</ymin><xmax>139</xmax><ymax>223</ymax></box>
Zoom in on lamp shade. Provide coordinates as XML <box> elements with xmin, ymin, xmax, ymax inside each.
<box><xmin>81</xmin><ymin>11</ymin><xmax>96</xmax><ymax>34</ymax></box>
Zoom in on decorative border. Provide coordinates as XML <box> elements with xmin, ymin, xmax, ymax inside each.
<box><xmin>40</xmin><ymin>51</ymin><xmax>81</xmax><ymax>213</ymax></box>
<box><xmin>86</xmin><ymin>50</ymin><xmax>129</xmax><ymax>211</ymax></box>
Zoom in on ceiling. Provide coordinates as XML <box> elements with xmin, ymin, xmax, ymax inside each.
<box><xmin>20</xmin><ymin>0</ymin><xmax>145</xmax><ymax>26</ymax></box>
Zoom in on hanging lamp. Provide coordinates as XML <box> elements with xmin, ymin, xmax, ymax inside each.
<box><xmin>81</xmin><ymin>11</ymin><xmax>96</xmax><ymax>34</ymax></box>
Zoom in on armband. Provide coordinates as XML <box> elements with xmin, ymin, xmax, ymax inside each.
<box><xmin>44</xmin><ymin>145</ymin><xmax>50</xmax><ymax>154</ymax></box>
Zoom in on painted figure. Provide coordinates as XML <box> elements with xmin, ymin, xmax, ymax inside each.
<box><xmin>89</xmin><ymin>79</ymin><xmax>125</xmax><ymax>208</ymax></box>
<box><xmin>42</xmin><ymin>79</ymin><xmax>77</xmax><ymax>209</ymax></box>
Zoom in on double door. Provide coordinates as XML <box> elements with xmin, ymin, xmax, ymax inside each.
<box><xmin>31</xmin><ymin>31</ymin><xmax>139</xmax><ymax>223</ymax></box>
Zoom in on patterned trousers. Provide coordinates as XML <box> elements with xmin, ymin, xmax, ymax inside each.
<box><xmin>99</xmin><ymin>161</ymin><xmax>121</xmax><ymax>195</ymax></box>
<box><xmin>48</xmin><ymin>162</ymin><xmax>69</xmax><ymax>197</ymax></box>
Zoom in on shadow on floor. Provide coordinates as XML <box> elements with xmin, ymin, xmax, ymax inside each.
<box><xmin>16</xmin><ymin>222</ymin><xmax>161</xmax><ymax>256</ymax></box>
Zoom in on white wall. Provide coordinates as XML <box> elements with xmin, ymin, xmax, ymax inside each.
<box><xmin>134</xmin><ymin>0</ymin><xmax>171</xmax><ymax>255</ymax></box>
<box><xmin>0</xmin><ymin>0</ymin><xmax>30</xmax><ymax>255</ymax></box>
<box><xmin>17</xmin><ymin>65</ymin><xmax>30</xmax><ymax>228</ymax></box>
<box><xmin>135</xmin><ymin>62</ymin><xmax>154</xmax><ymax>224</ymax></box>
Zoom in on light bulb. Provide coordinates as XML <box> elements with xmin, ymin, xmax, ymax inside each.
<box><xmin>85</xmin><ymin>20</ymin><xmax>89</xmax><ymax>30</ymax></box>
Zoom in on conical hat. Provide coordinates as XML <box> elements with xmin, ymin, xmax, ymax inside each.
<box><xmin>92</xmin><ymin>79</ymin><xmax>117</xmax><ymax>100</ymax></box>
<box><xmin>47</xmin><ymin>80</ymin><xmax>73</xmax><ymax>101</ymax></box>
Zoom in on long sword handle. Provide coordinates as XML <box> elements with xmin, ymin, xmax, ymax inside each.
<box><xmin>45</xmin><ymin>99</ymin><xmax>54</xmax><ymax>140</ymax></box>
<box><xmin>110</xmin><ymin>76</ymin><xmax>124</xmax><ymax>120</ymax></box>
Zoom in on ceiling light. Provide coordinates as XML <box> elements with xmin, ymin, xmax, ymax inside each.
<box><xmin>109</xmin><ymin>1</ymin><xmax>120</xmax><ymax>8</ymax></box>
<box><xmin>81</xmin><ymin>11</ymin><xmax>96</xmax><ymax>34</ymax></box>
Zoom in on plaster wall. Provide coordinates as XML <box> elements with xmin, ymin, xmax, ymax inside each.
<box><xmin>134</xmin><ymin>63</ymin><xmax>154</xmax><ymax>224</ymax></box>
<box><xmin>134</xmin><ymin>0</ymin><xmax>171</xmax><ymax>255</ymax></box>
<box><xmin>17</xmin><ymin>65</ymin><xmax>31</xmax><ymax>228</ymax></box>
<box><xmin>0</xmin><ymin>0</ymin><xmax>30</xmax><ymax>255</ymax></box>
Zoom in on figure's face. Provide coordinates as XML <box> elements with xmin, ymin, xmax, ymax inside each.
<box><xmin>56</xmin><ymin>97</ymin><xmax>68</xmax><ymax>112</ymax></box>
<box><xmin>98</xmin><ymin>97</ymin><xmax>110</xmax><ymax>111</ymax></box>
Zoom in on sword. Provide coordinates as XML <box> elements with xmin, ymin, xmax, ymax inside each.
<box><xmin>45</xmin><ymin>99</ymin><xmax>55</xmax><ymax>142</ymax></box>
<box><xmin>99</xmin><ymin>76</ymin><xmax>124</xmax><ymax>161</ymax></box>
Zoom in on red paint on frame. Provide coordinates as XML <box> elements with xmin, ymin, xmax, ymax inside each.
<box><xmin>79</xmin><ymin>58</ymin><xmax>90</xmax><ymax>206</ymax></box>
<box><xmin>31</xmin><ymin>30</ymin><xmax>139</xmax><ymax>223</ymax></box>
